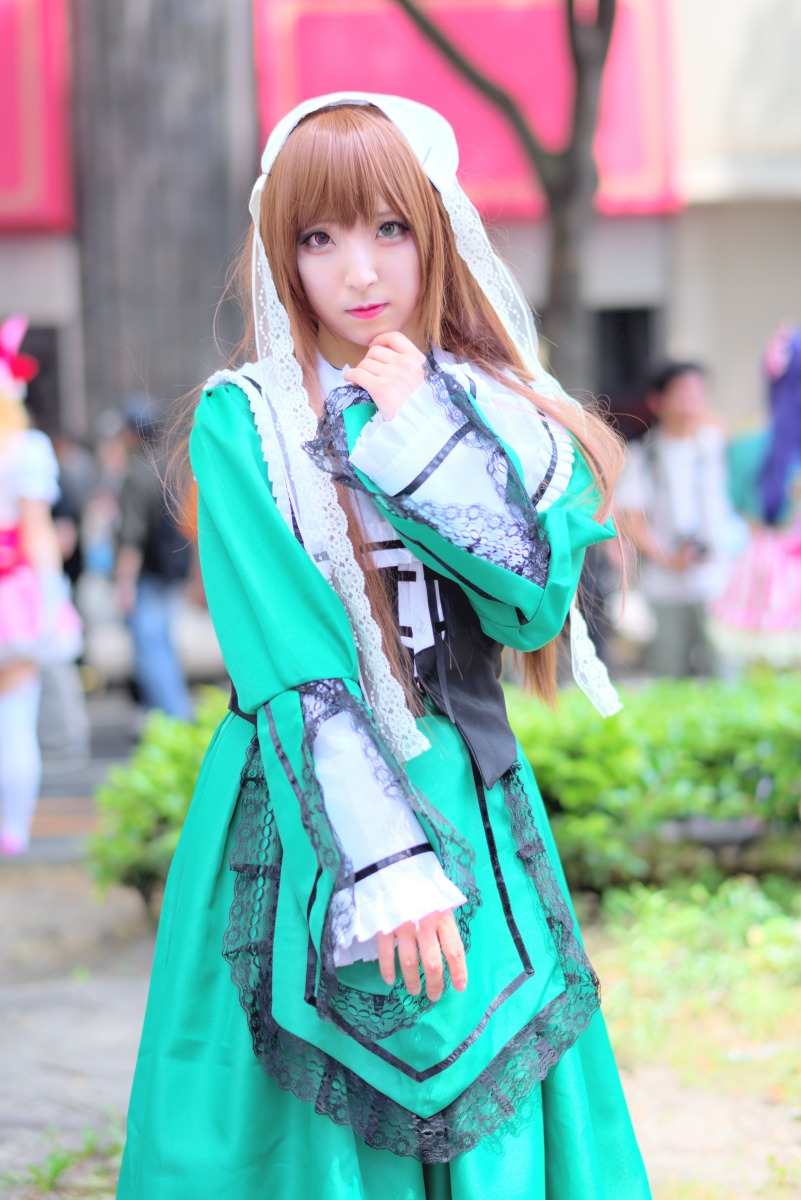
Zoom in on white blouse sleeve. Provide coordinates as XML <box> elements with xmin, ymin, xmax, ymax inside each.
<box><xmin>349</xmin><ymin>363</ymin><xmax>574</xmax><ymax>517</ymax></box>
<box><xmin>14</xmin><ymin>430</ymin><xmax>60</xmax><ymax>505</ymax></box>
<box><xmin>312</xmin><ymin>709</ymin><xmax>468</xmax><ymax>967</ymax></box>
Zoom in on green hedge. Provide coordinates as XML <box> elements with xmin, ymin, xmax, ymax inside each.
<box><xmin>87</xmin><ymin>687</ymin><xmax>230</xmax><ymax>911</ymax></box>
<box><xmin>506</xmin><ymin>670</ymin><xmax>801</xmax><ymax>891</ymax></box>
<box><xmin>88</xmin><ymin>672</ymin><xmax>801</xmax><ymax>907</ymax></box>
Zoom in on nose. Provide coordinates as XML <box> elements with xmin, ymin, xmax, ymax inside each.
<box><xmin>343</xmin><ymin>239</ymin><xmax>378</xmax><ymax>291</ymax></box>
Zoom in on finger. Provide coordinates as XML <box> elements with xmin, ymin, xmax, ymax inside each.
<box><xmin>342</xmin><ymin>365</ymin><xmax>381</xmax><ymax>392</ymax></box>
<box><xmin>437</xmin><ymin>912</ymin><xmax>468</xmax><ymax>991</ymax></box>
<box><xmin>360</xmin><ymin>344</ymin><xmax>398</xmax><ymax>365</ymax></box>
<box><xmin>376</xmin><ymin>932</ymin><xmax>397</xmax><ymax>987</ymax></box>
<box><xmin>370</xmin><ymin>331</ymin><xmax>425</xmax><ymax>360</ymax></box>
<box><xmin>416</xmin><ymin>920</ymin><xmax>445</xmax><ymax>1002</ymax></box>
<box><xmin>347</xmin><ymin>357</ymin><xmax>388</xmax><ymax>378</ymax></box>
<box><xmin>396</xmin><ymin>924</ymin><xmax>421</xmax><ymax>996</ymax></box>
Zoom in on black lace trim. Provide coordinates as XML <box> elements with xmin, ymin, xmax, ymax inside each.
<box><xmin>295</xmin><ymin>680</ymin><xmax>479</xmax><ymax>1034</ymax></box>
<box><xmin>223</xmin><ymin>712</ymin><xmax>600</xmax><ymax>1162</ymax></box>
<box><xmin>303</xmin><ymin>360</ymin><xmax>551</xmax><ymax>588</ymax></box>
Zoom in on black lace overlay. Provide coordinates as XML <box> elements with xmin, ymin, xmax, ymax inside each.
<box><xmin>223</xmin><ymin>716</ymin><xmax>601</xmax><ymax>1162</ymax></box>
<box><xmin>293</xmin><ymin>678</ymin><xmax>480</xmax><ymax>1038</ymax></box>
<box><xmin>303</xmin><ymin>359</ymin><xmax>551</xmax><ymax>588</ymax></box>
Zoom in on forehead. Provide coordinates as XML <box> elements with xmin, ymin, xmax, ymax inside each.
<box><xmin>284</xmin><ymin>115</ymin><xmax>418</xmax><ymax>229</ymax></box>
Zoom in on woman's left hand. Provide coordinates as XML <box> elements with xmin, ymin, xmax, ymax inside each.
<box><xmin>343</xmin><ymin>332</ymin><xmax>426</xmax><ymax>421</ymax></box>
<box><xmin>376</xmin><ymin>908</ymin><xmax>468</xmax><ymax>1002</ymax></box>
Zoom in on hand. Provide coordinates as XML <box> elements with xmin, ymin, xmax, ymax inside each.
<box><xmin>376</xmin><ymin>909</ymin><xmax>468</xmax><ymax>1002</ymax></box>
<box><xmin>662</xmin><ymin>540</ymin><xmax>708</xmax><ymax>571</ymax></box>
<box><xmin>343</xmin><ymin>332</ymin><xmax>426</xmax><ymax>421</ymax></box>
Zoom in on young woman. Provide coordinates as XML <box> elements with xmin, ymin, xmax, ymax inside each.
<box><xmin>117</xmin><ymin>94</ymin><xmax>650</xmax><ymax>1199</ymax></box>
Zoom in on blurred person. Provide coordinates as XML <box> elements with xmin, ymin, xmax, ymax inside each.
<box><xmin>37</xmin><ymin>427</ymin><xmax>96</xmax><ymax>761</ymax></box>
<box><xmin>0</xmin><ymin>316</ymin><xmax>81</xmax><ymax>855</ymax></box>
<box><xmin>115</xmin><ymin>394</ymin><xmax>193</xmax><ymax>719</ymax></box>
<box><xmin>709</xmin><ymin>323</ymin><xmax>801</xmax><ymax>665</ymax></box>
<box><xmin>616</xmin><ymin>360</ymin><xmax>744</xmax><ymax>677</ymax></box>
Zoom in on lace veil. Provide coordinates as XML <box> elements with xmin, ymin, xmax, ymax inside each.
<box><xmin>245</xmin><ymin>93</ymin><xmax>620</xmax><ymax>762</ymax></box>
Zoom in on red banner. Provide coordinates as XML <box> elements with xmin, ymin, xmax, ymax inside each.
<box><xmin>0</xmin><ymin>0</ymin><xmax>73</xmax><ymax>232</ymax></box>
<box><xmin>253</xmin><ymin>0</ymin><xmax>678</xmax><ymax>218</ymax></box>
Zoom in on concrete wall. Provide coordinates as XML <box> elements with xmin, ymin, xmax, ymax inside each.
<box><xmin>0</xmin><ymin>236</ymin><xmax>87</xmax><ymax>435</ymax></box>
<box><xmin>665</xmin><ymin>200</ymin><xmax>801</xmax><ymax>428</ymax></box>
<box><xmin>671</xmin><ymin>0</ymin><xmax>801</xmax><ymax>202</ymax></box>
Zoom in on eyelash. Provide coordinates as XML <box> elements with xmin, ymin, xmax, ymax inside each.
<box><xmin>299</xmin><ymin>230</ymin><xmax>331</xmax><ymax>248</ymax></box>
<box><xmin>378</xmin><ymin>220</ymin><xmax>410</xmax><ymax>238</ymax></box>
<box><xmin>298</xmin><ymin>220</ymin><xmax>411</xmax><ymax>247</ymax></box>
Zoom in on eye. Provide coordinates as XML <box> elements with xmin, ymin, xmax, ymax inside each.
<box><xmin>299</xmin><ymin>230</ymin><xmax>331</xmax><ymax>248</ymax></box>
<box><xmin>377</xmin><ymin>220</ymin><xmax>410</xmax><ymax>239</ymax></box>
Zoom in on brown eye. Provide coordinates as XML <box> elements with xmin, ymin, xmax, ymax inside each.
<box><xmin>300</xmin><ymin>230</ymin><xmax>331</xmax><ymax>248</ymax></box>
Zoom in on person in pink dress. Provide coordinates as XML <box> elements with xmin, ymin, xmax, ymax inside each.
<box><xmin>0</xmin><ymin>315</ymin><xmax>81</xmax><ymax>855</ymax></box>
<box><xmin>709</xmin><ymin>323</ymin><xmax>801</xmax><ymax>667</ymax></box>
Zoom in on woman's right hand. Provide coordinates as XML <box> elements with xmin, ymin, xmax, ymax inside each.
<box><xmin>376</xmin><ymin>909</ymin><xmax>468</xmax><ymax>1002</ymax></box>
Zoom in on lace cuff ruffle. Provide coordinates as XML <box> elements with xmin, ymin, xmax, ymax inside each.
<box><xmin>332</xmin><ymin>852</ymin><xmax>469</xmax><ymax>967</ymax></box>
<box><xmin>349</xmin><ymin>381</ymin><xmax>457</xmax><ymax>496</ymax></box>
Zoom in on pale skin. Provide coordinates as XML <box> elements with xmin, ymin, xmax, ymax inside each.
<box><xmin>296</xmin><ymin>205</ymin><xmax>468</xmax><ymax>1002</ymax></box>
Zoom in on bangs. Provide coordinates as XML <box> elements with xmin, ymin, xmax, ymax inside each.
<box><xmin>278</xmin><ymin>105</ymin><xmax>429</xmax><ymax>232</ymax></box>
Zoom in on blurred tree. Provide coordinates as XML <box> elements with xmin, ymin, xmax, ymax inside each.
<box><xmin>394</xmin><ymin>0</ymin><xmax>616</xmax><ymax>393</ymax></box>
<box><xmin>71</xmin><ymin>0</ymin><xmax>257</xmax><ymax>423</ymax></box>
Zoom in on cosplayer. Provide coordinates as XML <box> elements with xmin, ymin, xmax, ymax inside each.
<box><xmin>0</xmin><ymin>315</ymin><xmax>80</xmax><ymax>854</ymax></box>
<box><xmin>117</xmin><ymin>94</ymin><xmax>651</xmax><ymax>1198</ymax></box>
<box><xmin>710</xmin><ymin>323</ymin><xmax>801</xmax><ymax>666</ymax></box>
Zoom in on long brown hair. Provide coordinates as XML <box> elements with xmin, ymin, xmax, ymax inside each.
<box><xmin>178</xmin><ymin>103</ymin><xmax>624</xmax><ymax>706</ymax></box>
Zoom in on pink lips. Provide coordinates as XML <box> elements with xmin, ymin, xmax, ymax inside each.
<box><xmin>348</xmin><ymin>303</ymin><xmax>388</xmax><ymax>320</ymax></box>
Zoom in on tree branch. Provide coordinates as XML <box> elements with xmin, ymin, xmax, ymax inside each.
<box><xmin>393</xmin><ymin>0</ymin><xmax>558</xmax><ymax>191</ymax></box>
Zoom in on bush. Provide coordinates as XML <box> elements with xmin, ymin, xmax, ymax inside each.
<box><xmin>90</xmin><ymin>673</ymin><xmax>801</xmax><ymax>906</ymax></box>
<box><xmin>506</xmin><ymin>670</ymin><xmax>801</xmax><ymax>892</ymax></box>
<box><xmin>87</xmin><ymin>687</ymin><xmax>229</xmax><ymax>912</ymax></box>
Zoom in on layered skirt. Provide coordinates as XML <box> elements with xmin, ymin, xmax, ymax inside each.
<box><xmin>117</xmin><ymin>710</ymin><xmax>651</xmax><ymax>1200</ymax></box>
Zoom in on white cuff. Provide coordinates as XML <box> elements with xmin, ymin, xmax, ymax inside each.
<box><xmin>349</xmin><ymin>382</ymin><xmax>462</xmax><ymax>496</ymax></box>
<box><xmin>332</xmin><ymin>852</ymin><xmax>468</xmax><ymax>967</ymax></box>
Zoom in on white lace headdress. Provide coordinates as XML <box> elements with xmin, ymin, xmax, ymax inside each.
<box><xmin>241</xmin><ymin>92</ymin><xmax>619</xmax><ymax>764</ymax></box>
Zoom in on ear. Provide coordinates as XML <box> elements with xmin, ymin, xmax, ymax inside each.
<box><xmin>645</xmin><ymin>394</ymin><xmax>662</xmax><ymax>418</ymax></box>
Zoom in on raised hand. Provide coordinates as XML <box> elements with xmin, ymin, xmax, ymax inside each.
<box><xmin>343</xmin><ymin>332</ymin><xmax>426</xmax><ymax>421</ymax></box>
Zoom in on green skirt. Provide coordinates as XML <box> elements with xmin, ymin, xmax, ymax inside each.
<box><xmin>117</xmin><ymin>711</ymin><xmax>651</xmax><ymax>1200</ymax></box>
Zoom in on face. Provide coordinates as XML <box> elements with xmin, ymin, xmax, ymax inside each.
<box><xmin>650</xmin><ymin>370</ymin><xmax>709</xmax><ymax>433</ymax></box>
<box><xmin>296</xmin><ymin>201</ymin><xmax>423</xmax><ymax>368</ymax></box>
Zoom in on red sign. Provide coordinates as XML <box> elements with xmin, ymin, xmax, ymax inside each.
<box><xmin>253</xmin><ymin>0</ymin><xmax>678</xmax><ymax>218</ymax></box>
<box><xmin>0</xmin><ymin>0</ymin><xmax>73</xmax><ymax>232</ymax></box>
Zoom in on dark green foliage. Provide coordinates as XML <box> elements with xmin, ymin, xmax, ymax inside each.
<box><xmin>506</xmin><ymin>670</ymin><xmax>801</xmax><ymax>892</ymax></box>
<box><xmin>87</xmin><ymin>688</ymin><xmax>229</xmax><ymax>911</ymax></box>
<box><xmin>89</xmin><ymin>673</ymin><xmax>801</xmax><ymax>907</ymax></box>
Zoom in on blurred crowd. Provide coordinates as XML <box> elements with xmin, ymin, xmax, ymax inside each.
<box><xmin>0</xmin><ymin>315</ymin><xmax>224</xmax><ymax>855</ymax></box>
<box><xmin>590</xmin><ymin>324</ymin><xmax>801</xmax><ymax>680</ymax></box>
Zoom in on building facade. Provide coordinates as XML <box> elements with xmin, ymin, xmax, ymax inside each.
<box><xmin>1</xmin><ymin>0</ymin><xmax>799</xmax><ymax>435</ymax></box>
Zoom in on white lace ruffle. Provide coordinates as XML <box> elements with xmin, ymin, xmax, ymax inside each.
<box><xmin>569</xmin><ymin>601</ymin><xmax>622</xmax><ymax>717</ymax></box>
<box><xmin>349</xmin><ymin>383</ymin><xmax>454</xmax><ymax>496</ymax></box>
<box><xmin>350</xmin><ymin>358</ymin><xmax>575</xmax><ymax>514</ymax></box>
<box><xmin>332</xmin><ymin>853</ymin><xmax>468</xmax><ymax>967</ymax></box>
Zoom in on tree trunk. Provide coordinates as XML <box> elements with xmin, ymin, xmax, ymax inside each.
<box><xmin>71</xmin><ymin>0</ymin><xmax>257</xmax><ymax>427</ymax></box>
<box><xmin>391</xmin><ymin>0</ymin><xmax>615</xmax><ymax>397</ymax></box>
<box><xmin>545</xmin><ymin>184</ymin><xmax>595</xmax><ymax>392</ymax></box>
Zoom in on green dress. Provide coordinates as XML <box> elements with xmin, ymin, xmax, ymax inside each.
<box><xmin>117</xmin><ymin>359</ymin><xmax>651</xmax><ymax>1199</ymax></box>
